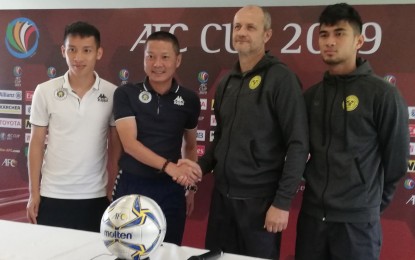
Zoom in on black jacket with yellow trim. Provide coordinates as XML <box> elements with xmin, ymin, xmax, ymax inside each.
<box><xmin>302</xmin><ymin>58</ymin><xmax>409</xmax><ymax>222</ymax></box>
<box><xmin>199</xmin><ymin>53</ymin><xmax>309</xmax><ymax>210</ymax></box>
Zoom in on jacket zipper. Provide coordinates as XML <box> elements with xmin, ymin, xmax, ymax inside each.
<box><xmin>321</xmin><ymin>79</ymin><xmax>338</xmax><ymax>221</ymax></box>
<box><xmin>223</xmin><ymin>77</ymin><xmax>244</xmax><ymax>197</ymax></box>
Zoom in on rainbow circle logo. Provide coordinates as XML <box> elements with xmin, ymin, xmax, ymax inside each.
<box><xmin>119</xmin><ymin>69</ymin><xmax>129</xmax><ymax>81</ymax></box>
<box><xmin>197</xmin><ymin>71</ymin><xmax>209</xmax><ymax>84</ymax></box>
<box><xmin>47</xmin><ymin>67</ymin><xmax>57</xmax><ymax>78</ymax></box>
<box><xmin>13</xmin><ymin>66</ymin><xmax>23</xmax><ymax>77</ymax></box>
<box><xmin>5</xmin><ymin>17</ymin><xmax>39</xmax><ymax>59</ymax></box>
<box><xmin>404</xmin><ymin>178</ymin><xmax>415</xmax><ymax>190</ymax></box>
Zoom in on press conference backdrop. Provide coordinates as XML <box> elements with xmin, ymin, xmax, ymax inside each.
<box><xmin>0</xmin><ymin>1</ymin><xmax>414</xmax><ymax>259</ymax></box>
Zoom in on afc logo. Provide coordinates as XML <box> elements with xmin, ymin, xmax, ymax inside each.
<box><xmin>406</xmin><ymin>195</ymin><xmax>415</xmax><ymax>206</ymax></box>
<box><xmin>114</xmin><ymin>213</ymin><xmax>127</xmax><ymax>220</ymax></box>
<box><xmin>2</xmin><ymin>158</ymin><xmax>17</xmax><ymax>167</ymax></box>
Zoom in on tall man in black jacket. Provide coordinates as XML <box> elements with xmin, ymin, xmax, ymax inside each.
<box><xmin>197</xmin><ymin>5</ymin><xmax>309</xmax><ymax>260</ymax></box>
<box><xmin>295</xmin><ymin>3</ymin><xmax>409</xmax><ymax>260</ymax></box>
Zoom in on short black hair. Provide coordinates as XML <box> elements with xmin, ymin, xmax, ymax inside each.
<box><xmin>63</xmin><ymin>21</ymin><xmax>101</xmax><ymax>47</ymax></box>
<box><xmin>319</xmin><ymin>3</ymin><xmax>363</xmax><ymax>34</ymax></box>
<box><xmin>145</xmin><ymin>31</ymin><xmax>180</xmax><ymax>55</ymax></box>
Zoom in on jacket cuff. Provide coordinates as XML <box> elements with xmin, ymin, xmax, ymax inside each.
<box><xmin>272</xmin><ymin>195</ymin><xmax>291</xmax><ymax>211</ymax></box>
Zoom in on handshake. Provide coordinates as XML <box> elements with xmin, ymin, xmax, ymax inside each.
<box><xmin>165</xmin><ymin>159</ymin><xmax>203</xmax><ymax>187</ymax></box>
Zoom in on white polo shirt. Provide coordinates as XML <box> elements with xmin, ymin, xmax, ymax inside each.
<box><xmin>30</xmin><ymin>71</ymin><xmax>117</xmax><ymax>199</ymax></box>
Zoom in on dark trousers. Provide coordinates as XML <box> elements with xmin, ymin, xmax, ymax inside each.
<box><xmin>295</xmin><ymin>211</ymin><xmax>382</xmax><ymax>260</ymax></box>
<box><xmin>112</xmin><ymin>170</ymin><xmax>186</xmax><ymax>245</ymax></box>
<box><xmin>37</xmin><ymin>196</ymin><xmax>109</xmax><ymax>232</ymax></box>
<box><xmin>205</xmin><ymin>188</ymin><xmax>281</xmax><ymax>260</ymax></box>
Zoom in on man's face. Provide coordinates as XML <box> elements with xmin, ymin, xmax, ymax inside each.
<box><xmin>232</xmin><ymin>6</ymin><xmax>272</xmax><ymax>57</ymax></box>
<box><xmin>144</xmin><ymin>40</ymin><xmax>181</xmax><ymax>87</ymax></box>
<box><xmin>61</xmin><ymin>35</ymin><xmax>102</xmax><ymax>77</ymax></box>
<box><xmin>318</xmin><ymin>20</ymin><xmax>364</xmax><ymax>67</ymax></box>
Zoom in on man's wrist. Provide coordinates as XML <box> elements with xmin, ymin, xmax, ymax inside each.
<box><xmin>185</xmin><ymin>184</ymin><xmax>198</xmax><ymax>193</ymax></box>
<box><xmin>159</xmin><ymin>159</ymin><xmax>171</xmax><ymax>174</ymax></box>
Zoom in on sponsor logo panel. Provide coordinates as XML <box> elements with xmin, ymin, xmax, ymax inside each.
<box><xmin>409</xmin><ymin>107</ymin><xmax>415</xmax><ymax>120</ymax></box>
<box><xmin>210</xmin><ymin>131</ymin><xmax>215</xmax><ymax>142</ymax></box>
<box><xmin>210</xmin><ymin>115</ymin><xmax>217</xmax><ymax>126</ymax></box>
<box><xmin>196</xmin><ymin>130</ymin><xmax>205</xmax><ymax>141</ymax></box>
<box><xmin>0</xmin><ymin>104</ymin><xmax>22</xmax><ymax>114</ymax></box>
<box><xmin>0</xmin><ymin>118</ymin><xmax>22</xmax><ymax>129</ymax></box>
<box><xmin>197</xmin><ymin>145</ymin><xmax>205</xmax><ymax>157</ymax></box>
<box><xmin>200</xmin><ymin>98</ymin><xmax>207</xmax><ymax>110</ymax></box>
<box><xmin>410</xmin><ymin>124</ymin><xmax>415</xmax><ymax>138</ymax></box>
<box><xmin>0</xmin><ymin>90</ymin><xmax>22</xmax><ymax>101</ymax></box>
<box><xmin>25</xmin><ymin>91</ymin><xmax>34</xmax><ymax>102</ymax></box>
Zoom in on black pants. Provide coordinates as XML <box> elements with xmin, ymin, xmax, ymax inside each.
<box><xmin>113</xmin><ymin>170</ymin><xmax>186</xmax><ymax>245</ymax></box>
<box><xmin>37</xmin><ymin>196</ymin><xmax>109</xmax><ymax>232</ymax></box>
<box><xmin>205</xmin><ymin>188</ymin><xmax>281</xmax><ymax>260</ymax></box>
<box><xmin>295</xmin><ymin>211</ymin><xmax>382</xmax><ymax>260</ymax></box>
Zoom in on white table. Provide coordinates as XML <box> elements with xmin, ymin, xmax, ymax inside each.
<box><xmin>0</xmin><ymin>220</ymin><xmax>267</xmax><ymax>260</ymax></box>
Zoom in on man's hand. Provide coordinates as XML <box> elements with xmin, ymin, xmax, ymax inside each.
<box><xmin>264</xmin><ymin>205</ymin><xmax>289</xmax><ymax>233</ymax></box>
<box><xmin>166</xmin><ymin>160</ymin><xmax>202</xmax><ymax>186</ymax></box>
<box><xmin>177</xmin><ymin>159</ymin><xmax>202</xmax><ymax>181</ymax></box>
<box><xmin>26</xmin><ymin>193</ymin><xmax>41</xmax><ymax>224</ymax></box>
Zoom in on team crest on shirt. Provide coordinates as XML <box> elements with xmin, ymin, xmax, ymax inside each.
<box><xmin>342</xmin><ymin>95</ymin><xmax>359</xmax><ymax>111</ymax></box>
<box><xmin>139</xmin><ymin>91</ymin><xmax>152</xmax><ymax>103</ymax></box>
<box><xmin>54</xmin><ymin>88</ymin><xmax>67</xmax><ymax>100</ymax></box>
<box><xmin>174</xmin><ymin>96</ymin><xmax>185</xmax><ymax>106</ymax></box>
<box><xmin>249</xmin><ymin>75</ymin><xmax>261</xmax><ymax>90</ymax></box>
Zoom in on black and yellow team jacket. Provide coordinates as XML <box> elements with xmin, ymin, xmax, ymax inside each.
<box><xmin>199</xmin><ymin>53</ymin><xmax>309</xmax><ymax>211</ymax></box>
<box><xmin>302</xmin><ymin>58</ymin><xmax>409</xmax><ymax>223</ymax></box>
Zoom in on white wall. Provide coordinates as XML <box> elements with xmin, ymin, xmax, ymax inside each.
<box><xmin>1</xmin><ymin>0</ymin><xmax>415</xmax><ymax>9</ymax></box>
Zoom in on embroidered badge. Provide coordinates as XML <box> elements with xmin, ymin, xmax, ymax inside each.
<box><xmin>139</xmin><ymin>91</ymin><xmax>152</xmax><ymax>103</ymax></box>
<box><xmin>174</xmin><ymin>96</ymin><xmax>185</xmax><ymax>106</ymax></box>
<box><xmin>54</xmin><ymin>88</ymin><xmax>67</xmax><ymax>100</ymax></box>
<box><xmin>249</xmin><ymin>75</ymin><xmax>261</xmax><ymax>90</ymax></box>
<box><xmin>342</xmin><ymin>95</ymin><xmax>359</xmax><ymax>111</ymax></box>
<box><xmin>97</xmin><ymin>93</ymin><xmax>108</xmax><ymax>102</ymax></box>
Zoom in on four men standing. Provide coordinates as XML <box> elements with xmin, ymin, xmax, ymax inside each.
<box><xmin>26</xmin><ymin>3</ymin><xmax>409</xmax><ymax>260</ymax></box>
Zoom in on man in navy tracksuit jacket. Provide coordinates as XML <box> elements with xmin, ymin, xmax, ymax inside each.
<box><xmin>295</xmin><ymin>4</ymin><xmax>409</xmax><ymax>260</ymax></box>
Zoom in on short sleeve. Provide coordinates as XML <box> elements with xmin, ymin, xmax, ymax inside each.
<box><xmin>113</xmin><ymin>85</ymin><xmax>135</xmax><ymax>121</ymax></box>
<box><xmin>30</xmin><ymin>85</ymin><xmax>49</xmax><ymax>127</ymax></box>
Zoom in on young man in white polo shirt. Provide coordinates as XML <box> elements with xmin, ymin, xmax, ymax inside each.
<box><xmin>26</xmin><ymin>21</ymin><xmax>121</xmax><ymax>232</ymax></box>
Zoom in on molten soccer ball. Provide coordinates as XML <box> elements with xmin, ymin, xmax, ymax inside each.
<box><xmin>100</xmin><ymin>194</ymin><xmax>167</xmax><ymax>260</ymax></box>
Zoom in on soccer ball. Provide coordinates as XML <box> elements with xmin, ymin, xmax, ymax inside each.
<box><xmin>100</xmin><ymin>194</ymin><xmax>167</xmax><ymax>260</ymax></box>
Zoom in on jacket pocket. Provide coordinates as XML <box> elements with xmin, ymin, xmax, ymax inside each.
<box><xmin>354</xmin><ymin>157</ymin><xmax>366</xmax><ymax>184</ymax></box>
<box><xmin>250</xmin><ymin>140</ymin><xmax>260</xmax><ymax>168</ymax></box>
